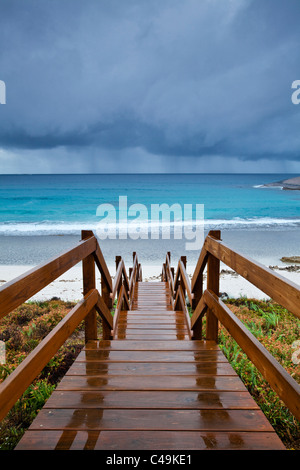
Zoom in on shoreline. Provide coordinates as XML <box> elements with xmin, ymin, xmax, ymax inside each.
<box><xmin>0</xmin><ymin>228</ymin><xmax>299</xmax><ymax>302</ymax></box>
<box><xmin>0</xmin><ymin>262</ymin><xmax>299</xmax><ymax>302</ymax></box>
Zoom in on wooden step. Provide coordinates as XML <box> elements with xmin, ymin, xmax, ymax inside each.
<box><xmin>15</xmin><ymin>430</ymin><xmax>285</xmax><ymax>450</ymax></box>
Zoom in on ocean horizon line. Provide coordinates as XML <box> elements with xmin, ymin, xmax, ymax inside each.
<box><xmin>0</xmin><ymin>172</ymin><xmax>298</xmax><ymax>176</ymax></box>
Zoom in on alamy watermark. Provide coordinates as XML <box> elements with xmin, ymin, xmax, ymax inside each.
<box><xmin>291</xmin><ymin>80</ymin><xmax>300</xmax><ymax>105</ymax></box>
<box><xmin>95</xmin><ymin>196</ymin><xmax>204</xmax><ymax>250</ymax></box>
<box><xmin>0</xmin><ymin>340</ymin><xmax>5</xmax><ymax>364</ymax></box>
<box><xmin>0</xmin><ymin>80</ymin><xmax>6</xmax><ymax>104</ymax></box>
<box><xmin>291</xmin><ymin>340</ymin><xmax>300</xmax><ymax>365</ymax></box>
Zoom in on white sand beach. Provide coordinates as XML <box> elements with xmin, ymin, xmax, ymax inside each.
<box><xmin>0</xmin><ymin>262</ymin><xmax>299</xmax><ymax>302</ymax></box>
<box><xmin>0</xmin><ymin>229</ymin><xmax>299</xmax><ymax>303</ymax></box>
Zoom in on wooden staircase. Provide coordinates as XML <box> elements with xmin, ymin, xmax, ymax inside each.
<box><xmin>1</xmin><ymin>229</ymin><xmax>299</xmax><ymax>450</ymax></box>
<box><xmin>15</xmin><ymin>281</ymin><xmax>285</xmax><ymax>450</ymax></box>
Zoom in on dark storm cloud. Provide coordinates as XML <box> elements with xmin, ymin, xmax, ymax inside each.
<box><xmin>0</xmin><ymin>0</ymin><xmax>300</xmax><ymax>170</ymax></box>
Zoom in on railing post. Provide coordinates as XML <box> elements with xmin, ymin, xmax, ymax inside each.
<box><xmin>82</xmin><ymin>230</ymin><xmax>98</xmax><ymax>342</ymax></box>
<box><xmin>115</xmin><ymin>255</ymin><xmax>122</xmax><ymax>298</ymax></box>
<box><xmin>116</xmin><ymin>256</ymin><xmax>122</xmax><ymax>270</ymax></box>
<box><xmin>133</xmin><ymin>252</ymin><xmax>138</xmax><ymax>280</ymax></box>
<box><xmin>180</xmin><ymin>256</ymin><xmax>187</xmax><ymax>298</ymax></box>
<box><xmin>206</xmin><ymin>230</ymin><xmax>221</xmax><ymax>342</ymax></box>
<box><xmin>162</xmin><ymin>264</ymin><xmax>166</xmax><ymax>281</ymax></box>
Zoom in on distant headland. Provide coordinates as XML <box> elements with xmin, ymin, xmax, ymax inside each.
<box><xmin>263</xmin><ymin>176</ymin><xmax>300</xmax><ymax>190</ymax></box>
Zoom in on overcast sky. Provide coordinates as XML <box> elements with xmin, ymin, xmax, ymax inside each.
<box><xmin>0</xmin><ymin>0</ymin><xmax>299</xmax><ymax>173</ymax></box>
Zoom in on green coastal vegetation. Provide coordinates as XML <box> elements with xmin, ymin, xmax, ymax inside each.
<box><xmin>0</xmin><ymin>297</ymin><xmax>299</xmax><ymax>450</ymax></box>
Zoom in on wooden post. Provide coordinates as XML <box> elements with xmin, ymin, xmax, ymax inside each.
<box><xmin>98</xmin><ymin>247</ymin><xmax>114</xmax><ymax>338</ymax></box>
<box><xmin>192</xmin><ymin>273</ymin><xmax>203</xmax><ymax>339</ymax></box>
<box><xmin>101</xmin><ymin>257</ymin><xmax>113</xmax><ymax>316</ymax></box>
<box><xmin>116</xmin><ymin>255</ymin><xmax>122</xmax><ymax>270</ymax></box>
<box><xmin>115</xmin><ymin>255</ymin><xmax>122</xmax><ymax>297</ymax></box>
<box><xmin>133</xmin><ymin>252</ymin><xmax>138</xmax><ymax>280</ymax></box>
<box><xmin>206</xmin><ymin>230</ymin><xmax>221</xmax><ymax>342</ymax></box>
<box><xmin>162</xmin><ymin>264</ymin><xmax>165</xmax><ymax>281</ymax></box>
<box><xmin>180</xmin><ymin>256</ymin><xmax>187</xmax><ymax>298</ymax></box>
<box><xmin>82</xmin><ymin>230</ymin><xmax>98</xmax><ymax>342</ymax></box>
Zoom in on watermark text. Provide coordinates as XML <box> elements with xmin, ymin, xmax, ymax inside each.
<box><xmin>0</xmin><ymin>80</ymin><xmax>6</xmax><ymax>104</ymax></box>
<box><xmin>96</xmin><ymin>196</ymin><xmax>204</xmax><ymax>250</ymax></box>
<box><xmin>291</xmin><ymin>80</ymin><xmax>300</xmax><ymax>105</ymax></box>
<box><xmin>0</xmin><ymin>340</ymin><xmax>5</xmax><ymax>364</ymax></box>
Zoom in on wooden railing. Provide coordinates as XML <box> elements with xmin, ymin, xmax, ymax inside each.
<box><xmin>112</xmin><ymin>251</ymin><xmax>142</xmax><ymax>337</ymax></box>
<box><xmin>163</xmin><ymin>229</ymin><xmax>300</xmax><ymax>422</ymax></box>
<box><xmin>0</xmin><ymin>230</ymin><xmax>137</xmax><ymax>422</ymax></box>
<box><xmin>163</xmin><ymin>252</ymin><xmax>192</xmax><ymax>338</ymax></box>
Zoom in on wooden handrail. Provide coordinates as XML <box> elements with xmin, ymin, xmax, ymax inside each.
<box><xmin>174</xmin><ymin>285</ymin><xmax>192</xmax><ymax>337</ymax></box>
<box><xmin>110</xmin><ymin>256</ymin><xmax>131</xmax><ymax>305</ymax></box>
<box><xmin>121</xmin><ymin>262</ymin><xmax>130</xmax><ymax>294</ymax></box>
<box><xmin>0</xmin><ymin>236</ymin><xmax>96</xmax><ymax>319</ymax></box>
<box><xmin>81</xmin><ymin>230</ymin><xmax>113</xmax><ymax>294</ymax></box>
<box><xmin>185</xmin><ymin>229</ymin><xmax>300</xmax><ymax>421</ymax></box>
<box><xmin>204</xmin><ymin>234</ymin><xmax>300</xmax><ymax>319</ymax></box>
<box><xmin>204</xmin><ymin>289</ymin><xmax>300</xmax><ymax>422</ymax></box>
<box><xmin>165</xmin><ymin>253</ymin><xmax>175</xmax><ymax>297</ymax></box>
<box><xmin>0</xmin><ymin>289</ymin><xmax>99</xmax><ymax>422</ymax></box>
<box><xmin>113</xmin><ymin>284</ymin><xmax>130</xmax><ymax>336</ymax></box>
<box><xmin>164</xmin><ymin>253</ymin><xmax>177</xmax><ymax>311</ymax></box>
<box><xmin>111</xmin><ymin>259</ymin><xmax>125</xmax><ymax>303</ymax></box>
<box><xmin>109</xmin><ymin>251</ymin><xmax>139</xmax><ymax>310</ymax></box>
<box><xmin>191</xmin><ymin>243</ymin><xmax>208</xmax><ymax>292</ymax></box>
<box><xmin>93</xmin><ymin>242</ymin><xmax>113</xmax><ymax>293</ymax></box>
<box><xmin>163</xmin><ymin>253</ymin><xmax>195</xmax><ymax>334</ymax></box>
<box><xmin>0</xmin><ymin>230</ymin><xmax>140</xmax><ymax>424</ymax></box>
<box><xmin>128</xmin><ymin>252</ymin><xmax>140</xmax><ymax>301</ymax></box>
<box><xmin>190</xmin><ymin>295</ymin><xmax>207</xmax><ymax>339</ymax></box>
<box><xmin>175</xmin><ymin>259</ymin><xmax>194</xmax><ymax>306</ymax></box>
<box><xmin>95</xmin><ymin>291</ymin><xmax>114</xmax><ymax>340</ymax></box>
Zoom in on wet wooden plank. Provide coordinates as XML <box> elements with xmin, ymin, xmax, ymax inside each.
<box><xmin>84</xmin><ymin>340</ymin><xmax>219</xmax><ymax>351</ymax></box>
<box><xmin>56</xmin><ymin>375</ymin><xmax>247</xmax><ymax>392</ymax></box>
<box><xmin>113</xmin><ymin>333</ymin><xmax>191</xmax><ymax>340</ymax></box>
<box><xmin>119</xmin><ymin>312</ymin><xmax>186</xmax><ymax>317</ymax></box>
<box><xmin>116</xmin><ymin>324</ymin><xmax>188</xmax><ymax>330</ymax></box>
<box><xmin>16</xmin><ymin>430</ymin><xmax>285</xmax><ymax>450</ymax></box>
<box><xmin>43</xmin><ymin>390</ymin><xmax>257</xmax><ymax>409</ymax></box>
<box><xmin>66</xmin><ymin>361</ymin><xmax>237</xmax><ymax>376</ymax></box>
<box><xmin>117</xmin><ymin>318</ymin><xmax>187</xmax><ymax>325</ymax></box>
<box><xmin>76</xmin><ymin>349</ymin><xmax>229</xmax><ymax>363</ymax></box>
<box><xmin>27</xmin><ymin>408</ymin><xmax>275</xmax><ymax>432</ymax></box>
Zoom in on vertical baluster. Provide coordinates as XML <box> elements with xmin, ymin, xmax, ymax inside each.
<box><xmin>206</xmin><ymin>230</ymin><xmax>221</xmax><ymax>342</ymax></box>
<box><xmin>82</xmin><ymin>230</ymin><xmax>98</xmax><ymax>342</ymax></box>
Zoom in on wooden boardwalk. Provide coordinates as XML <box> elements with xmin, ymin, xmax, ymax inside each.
<box><xmin>16</xmin><ymin>281</ymin><xmax>285</xmax><ymax>450</ymax></box>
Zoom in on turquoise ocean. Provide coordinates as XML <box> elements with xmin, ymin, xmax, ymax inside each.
<box><xmin>0</xmin><ymin>173</ymin><xmax>299</xmax><ymax>268</ymax></box>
